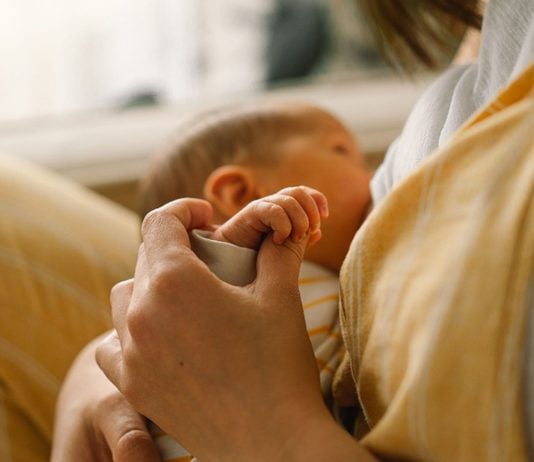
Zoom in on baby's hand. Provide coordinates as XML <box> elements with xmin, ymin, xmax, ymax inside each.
<box><xmin>212</xmin><ymin>186</ymin><xmax>329</xmax><ymax>250</ymax></box>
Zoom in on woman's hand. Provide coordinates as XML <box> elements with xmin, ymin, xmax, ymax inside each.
<box><xmin>96</xmin><ymin>198</ymin><xmax>375</xmax><ymax>461</ymax></box>
<box><xmin>51</xmin><ymin>333</ymin><xmax>161</xmax><ymax>462</ymax></box>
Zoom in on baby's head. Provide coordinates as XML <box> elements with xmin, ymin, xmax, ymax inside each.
<box><xmin>139</xmin><ymin>102</ymin><xmax>372</xmax><ymax>271</ymax></box>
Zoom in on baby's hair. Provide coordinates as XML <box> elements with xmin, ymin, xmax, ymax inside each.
<box><xmin>138</xmin><ymin>102</ymin><xmax>329</xmax><ymax>218</ymax></box>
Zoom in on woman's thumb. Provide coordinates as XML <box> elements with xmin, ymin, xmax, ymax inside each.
<box><xmin>98</xmin><ymin>394</ymin><xmax>162</xmax><ymax>462</ymax></box>
<box><xmin>254</xmin><ymin>232</ymin><xmax>308</xmax><ymax>294</ymax></box>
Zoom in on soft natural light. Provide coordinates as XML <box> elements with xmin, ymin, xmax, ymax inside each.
<box><xmin>0</xmin><ymin>0</ymin><xmax>390</xmax><ymax>124</ymax></box>
<box><xmin>0</xmin><ymin>0</ymin><xmax>278</xmax><ymax>122</ymax></box>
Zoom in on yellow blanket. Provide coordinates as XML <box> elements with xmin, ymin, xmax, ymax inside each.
<box><xmin>0</xmin><ymin>156</ymin><xmax>139</xmax><ymax>461</ymax></box>
<box><xmin>336</xmin><ymin>62</ymin><xmax>534</xmax><ymax>461</ymax></box>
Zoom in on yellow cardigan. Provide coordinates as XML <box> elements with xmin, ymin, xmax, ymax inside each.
<box><xmin>336</xmin><ymin>62</ymin><xmax>534</xmax><ymax>461</ymax></box>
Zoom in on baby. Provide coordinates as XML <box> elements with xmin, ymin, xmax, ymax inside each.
<box><xmin>138</xmin><ymin>102</ymin><xmax>373</xmax><ymax>461</ymax></box>
<box><xmin>139</xmin><ymin>102</ymin><xmax>372</xmax><ymax>273</ymax></box>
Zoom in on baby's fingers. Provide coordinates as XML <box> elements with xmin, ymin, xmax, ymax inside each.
<box><xmin>279</xmin><ymin>186</ymin><xmax>328</xmax><ymax>235</ymax></box>
<box><xmin>262</xmin><ymin>186</ymin><xmax>327</xmax><ymax>244</ymax></box>
<box><xmin>252</xmin><ymin>201</ymin><xmax>294</xmax><ymax>244</ymax></box>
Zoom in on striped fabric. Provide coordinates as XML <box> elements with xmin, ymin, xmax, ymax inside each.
<box><xmin>155</xmin><ymin>260</ymin><xmax>342</xmax><ymax>461</ymax></box>
<box><xmin>299</xmin><ymin>261</ymin><xmax>343</xmax><ymax>395</ymax></box>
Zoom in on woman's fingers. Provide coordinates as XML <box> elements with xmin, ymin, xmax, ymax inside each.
<box><xmin>96</xmin><ymin>394</ymin><xmax>161</xmax><ymax>462</ymax></box>
<box><xmin>141</xmin><ymin>198</ymin><xmax>213</xmax><ymax>268</ymax></box>
<box><xmin>99</xmin><ymin>199</ymin><xmax>216</xmax><ymax>394</ymax></box>
<box><xmin>93</xmin><ymin>187</ymin><xmax>331</xmax><ymax>461</ymax></box>
<box><xmin>110</xmin><ymin>279</ymin><xmax>134</xmax><ymax>340</ymax></box>
<box><xmin>93</xmin><ymin>192</ymin><xmax>330</xmax><ymax>460</ymax></box>
<box><xmin>95</xmin><ymin>331</ymin><xmax>124</xmax><ymax>393</ymax></box>
<box><xmin>52</xmin><ymin>334</ymin><xmax>161</xmax><ymax>462</ymax></box>
<box><xmin>102</xmin><ymin>277</ymin><xmax>134</xmax><ymax>390</ymax></box>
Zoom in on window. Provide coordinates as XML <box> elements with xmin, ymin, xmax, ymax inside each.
<box><xmin>0</xmin><ymin>0</ymin><xmax>388</xmax><ymax>123</ymax></box>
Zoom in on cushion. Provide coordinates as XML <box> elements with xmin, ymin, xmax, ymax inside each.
<box><xmin>0</xmin><ymin>155</ymin><xmax>139</xmax><ymax>460</ymax></box>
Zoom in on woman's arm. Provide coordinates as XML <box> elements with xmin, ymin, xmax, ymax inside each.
<box><xmin>96</xmin><ymin>199</ymin><xmax>377</xmax><ymax>461</ymax></box>
<box><xmin>51</xmin><ymin>333</ymin><xmax>160</xmax><ymax>462</ymax></box>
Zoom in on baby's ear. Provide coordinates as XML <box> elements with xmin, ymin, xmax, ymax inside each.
<box><xmin>204</xmin><ymin>166</ymin><xmax>260</xmax><ymax>220</ymax></box>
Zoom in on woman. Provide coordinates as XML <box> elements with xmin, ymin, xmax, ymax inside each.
<box><xmin>52</xmin><ymin>0</ymin><xmax>534</xmax><ymax>460</ymax></box>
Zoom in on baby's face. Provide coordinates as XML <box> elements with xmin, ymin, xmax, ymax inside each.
<box><xmin>259</xmin><ymin>110</ymin><xmax>372</xmax><ymax>272</ymax></box>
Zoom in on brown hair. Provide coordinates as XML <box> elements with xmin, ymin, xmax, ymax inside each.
<box><xmin>138</xmin><ymin>103</ymin><xmax>325</xmax><ymax>218</ymax></box>
<box><xmin>357</xmin><ymin>0</ymin><xmax>483</xmax><ymax>71</ymax></box>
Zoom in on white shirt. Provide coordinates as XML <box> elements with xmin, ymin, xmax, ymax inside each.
<box><xmin>371</xmin><ymin>0</ymin><xmax>534</xmax><ymax>205</ymax></box>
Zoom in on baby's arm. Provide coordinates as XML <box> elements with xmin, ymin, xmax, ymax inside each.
<box><xmin>211</xmin><ymin>186</ymin><xmax>329</xmax><ymax>250</ymax></box>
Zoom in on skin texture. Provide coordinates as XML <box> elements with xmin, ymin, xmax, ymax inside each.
<box><xmin>51</xmin><ymin>334</ymin><xmax>161</xmax><ymax>462</ymax></box>
<box><xmin>51</xmin><ymin>188</ymin><xmax>329</xmax><ymax>461</ymax></box>
<box><xmin>95</xmin><ymin>199</ymin><xmax>377</xmax><ymax>461</ymax></box>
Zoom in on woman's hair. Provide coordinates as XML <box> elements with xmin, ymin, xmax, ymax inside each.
<box><xmin>138</xmin><ymin>103</ymin><xmax>323</xmax><ymax>218</ymax></box>
<box><xmin>357</xmin><ymin>0</ymin><xmax>483</xmax><ymax>71</ymax></box>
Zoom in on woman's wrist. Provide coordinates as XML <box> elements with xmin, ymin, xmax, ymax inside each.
<box><xmin>279</xmin><ymin>410</ymin><xmax>377</xmax><ymax>462</ymax></box>
<box><xmin>214</xmin><ymin>403</ymin><xmax>373</xmax><ymax>462</ymax></box>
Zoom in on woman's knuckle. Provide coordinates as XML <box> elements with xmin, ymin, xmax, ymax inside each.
<box><xmin>95</xmin><ymin>389</ymin><xmax>125</xmax><ymax>415</ymax></box>
<box><xmin>141</xmin><ymin>209</ymin><xmax>164</xmax><ymax>236</ymax></box>
<box><xmin>149</xmin><ymin>265</ymin><xmax>178</xmax><ymax>294</ymax></box>
<box><xmin>110</xmin><ymin>280</ymin><xmax>125</xmax><ymax>297</ymax></box>
<box><xmin>126</xmin><ymin>309</ymin><xmax>147</xmax><ymax>341</ymax></box>
<box><xmin>140</xmin><ymin>210</ymin><xmax>156</xmax><ymax>235</ymax></box>
<box><xmin>119</xmin><ymin>370</ymin><xmax>141</xmax><ymax>405</ymax></box>
<box><xmin>110</xmin><ymin>279</ymin><xmax>132</xmax><ymax>304</ymax></box>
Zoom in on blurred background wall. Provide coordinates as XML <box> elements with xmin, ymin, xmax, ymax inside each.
<box><xmin>0</xmin><ymin>0</ymin><xmax>385</xmax><ymax>123</ymax></box>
